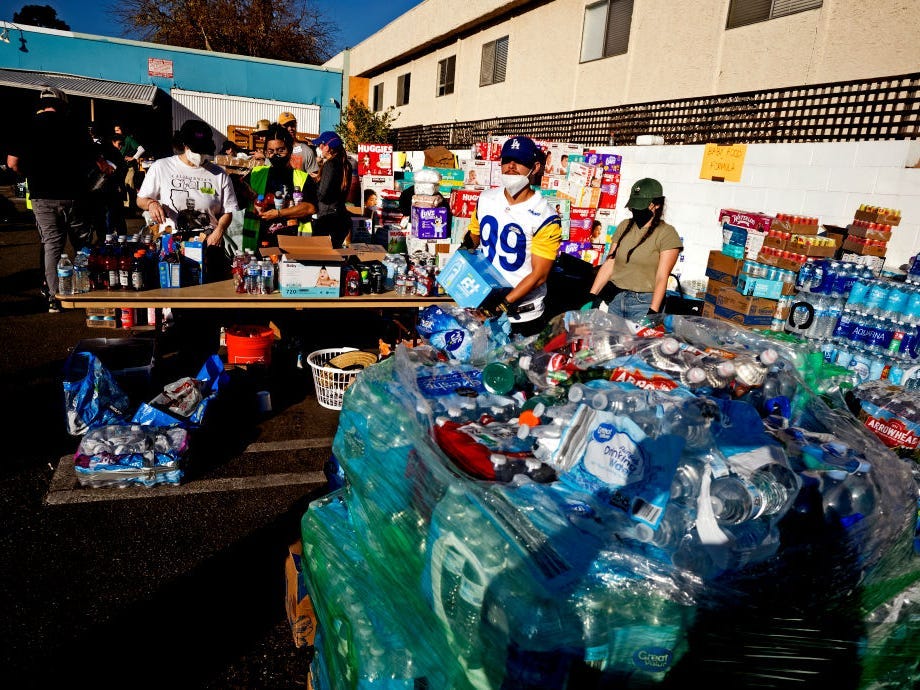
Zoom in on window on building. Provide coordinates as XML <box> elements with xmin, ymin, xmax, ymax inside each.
<box><xmin>480</xmin><ymin>36</ymin><xmax>508</xmax><ymax>87</ymax></box>
<box><xmin>580</xmin><ymin>0</ymin><xmax>634</xmax><ymax>62</ymax></box>
<box><xmin>727</xmin><ymin>0</ymin><xmax>822</xmax><ymax>29</ymax></box>
<box><xmin>396</xmin><ymin>73</ymin><xmax>411</xmax><ymax>106</ymax></box>
<box><xmin>372</xmin><ymin>83</ymin><xmax>383</xmax><ymax>111</ymax></box>
<box><xmin>437</xmin><ymin>56</ymin><xmax>456</xmax><ymax>97</ymax></box>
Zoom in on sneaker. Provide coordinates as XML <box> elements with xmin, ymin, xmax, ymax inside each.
<box><xmin>47</xmin><ymin>298</ymin><xmax>61</xmax><ymax>313</ymax></box>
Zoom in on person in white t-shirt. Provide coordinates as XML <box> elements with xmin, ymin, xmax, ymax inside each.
<box><xmin>137</xmin><ymin>119</ymin><xmax>239</xmax><ymax>246</ymax></box>
<box><xmin>137</xmin><ymin>119</ymin><xmax>239</xmax><ymax>285</ymax></box>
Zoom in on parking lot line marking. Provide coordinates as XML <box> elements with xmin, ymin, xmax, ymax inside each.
<box><xmin>244</xmin><ymin>438</ymin><xmax>335</xmax><ymax>452</ymax></box>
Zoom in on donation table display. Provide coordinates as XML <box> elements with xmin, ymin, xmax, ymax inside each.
<box><xmin>57</xmin><ymin>279</ymin><xmax>453</xmax><ymax>311</ymax></box>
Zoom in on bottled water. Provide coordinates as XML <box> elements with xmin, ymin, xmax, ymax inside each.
<box><xmin>56</xmin><ymin>253</ymin><xmax>74</xmax><ymax>296</ymax></box>
<box><xmin>645</xmin><ymin>337</ymin><xmax>686</xmax><ymax>373</ymax></box>
<box><xmin>845</xmin><ymin>276</ymin><xmax>870</xmax><ymax>312</ymax></box>
<box><xmin>795</xmin><ymin>260</ymin><xmax>815</xmax><ymax>292</ymax></box>
<box><xmin>73</xmin><ymin>247</ymin><xmax>90</xmax><ymax>294</ymax></box>
<box><xmin>708</xmin><ymin>462</ymin><xmax>800</xmax><ymax>524</ymax></box>
<box><xmin>577</xmin><ymin>585</ymin><xmax>611</xmax><ymax>671</ymax></box>
<box><xmin>880</xmin><ymin>283</ymin><xmax>909</xmax><ymax>320</ymax></box>
<box><xmin>862</xmin><ymin>280</ymin><xmax>890</xmax><ymax>316</ymax></box>
<box><xmin>904</xmin><ymin>286</ymin><xmax>920</xmax><ymax>325</ymax></box>
<box><xmin>733</xmin><ymin>348</ymin><xmax>778</xmax><ymax>390</ymax></box>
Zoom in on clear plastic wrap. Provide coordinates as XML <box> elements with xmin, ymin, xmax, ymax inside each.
<box><xmin>301</xmin><ymin>308</ymin><xmax>920</xmax><ymax>688</ymax></box>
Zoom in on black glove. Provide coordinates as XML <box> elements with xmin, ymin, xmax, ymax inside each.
<box><xmin>647</xmin><ymin>307</ymin><xmax>661</xmax><ymax>317</ymax></box>
<box><xmin>478</xmin><ymin>290</ymin><xmax>514</xmax><ymax>317</ymax></box>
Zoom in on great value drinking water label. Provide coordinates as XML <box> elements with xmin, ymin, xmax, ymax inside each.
<box><xmin>560</xmin><ymin>412</ymin><xmax>683</xmax><ymax>528</ymax></box>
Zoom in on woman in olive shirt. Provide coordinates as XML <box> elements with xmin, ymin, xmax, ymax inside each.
<box><xmin>588</xmin><ymin>178</ymin><xmax>683</xmax><ymax>322</ymax></box>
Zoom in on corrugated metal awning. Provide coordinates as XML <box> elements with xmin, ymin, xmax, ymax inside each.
<box><xmin>0</xmin><ymin>68</ymin><xmax>159</xmax><ymax>105</ymax></box>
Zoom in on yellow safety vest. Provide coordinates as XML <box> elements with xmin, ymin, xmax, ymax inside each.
<box><xmin>242</xmin><ymin>167</ymin><xmax>312</xmax><ymax>251</ymax></box>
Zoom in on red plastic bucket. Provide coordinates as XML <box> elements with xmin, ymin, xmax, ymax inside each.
<box><xmin>226</xmin><ymin>325</ymin><xmax>274</xmax><ymax>365</ymax></box>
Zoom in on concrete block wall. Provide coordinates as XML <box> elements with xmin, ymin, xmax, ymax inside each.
<box><xmin>440</xmin><ymin>140</ymin><xmax>920</xmax><ymax>280</ymax></box>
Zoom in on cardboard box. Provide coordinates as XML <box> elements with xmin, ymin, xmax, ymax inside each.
<box><xmin>718</xmin><ymin>208</ymin><xmax>776</xmax><ymax>233</ymax></box>
<box><xmin>854</xmin><ymin>208</ymin><xmax>901</xmax><ymax>226</ymax></box>
<box><xmin>702</xmin><ymin>285</ymin><xmax>778</xmax><ymax>326</ymax></box>
<box><xmin>846</xmin><ymin>223</ymin><xmax>893</xmax><ymax>241</ymax></box>
<box><xmin>357</xmin><ymin>143</ymin><xmax>393</xmax><ymax>176</ymax></box>
<box><xmin>763</xmin><ymin>234</ymin><xmax>837</xmax><ymax>257</ymax></box>
<box><xmin>436</xmin><ymin>248</ymin><xmax>510</xmax><ymax>308</ymax></box>
<box><xmin>411</xmin><ymin>205</ymin><xmax>450</xmax><ymax>240</ymax></box>
<box><xmin>705</xmin><ymin>250</ymin><xmax>744</xmax><ymax>286</ymax></box>
<box><xmin>841</xmin><ymin>236</ymin><xmax>888</xmax><ymax>257</ymax></box>
<box><xmin>274</xmin><ymin>235</ymin><xmax>345</xmax><ymax>298</ymax></box>
<box><xmin>736</xmin><ymin>274</ymin><xmax>787</xmax><ymax>300</ymax></box>
<box><xmin>450</xmin><ymin>189</ymin><xmax>482</xmax><ymax>219</ymax></box>
<box><xmin>756</xmin><ymin>249</ymin><xmax>806</xmax><ymax>272</ymax></box>
<box><xmin>461</xmin><ymin>159</ymin><xmax>492</xmax><ymax>187</ymax></box>
<box><xmin>285</xmin><ymin>540</ymin><xmax>318</xmax><ymax>649</ymax></box>
<box><xmin>340</xmin><ymin>243</ymin><xmax>388</xmax><ymax>263</ymax></box>
<box><xmin>772</xmin><ymin>216</ymin><xmax>820</xmax><ymax>235</ymax></box>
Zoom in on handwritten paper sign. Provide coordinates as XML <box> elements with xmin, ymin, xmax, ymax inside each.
<box><xmin>700</xmin><ymin>143</ymin><xmax>747</xmax><ymax>182</ymax></box>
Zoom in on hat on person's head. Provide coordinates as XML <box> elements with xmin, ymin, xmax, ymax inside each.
<box><xmin>625</xmin><ymin>178</ymin><xmax>664</xmax><ymax>209</ymax></box>
<box><xmin>312</xmin><ymin>131</ymin><xmax>343</xmax><ymax>149</ymax></box>
<box><xmin>254</xmin><ymin>118</ymin><xmax>272</xmax><ymax>135</ymax></box>
<box><xmin>500</xmin><ymin>136</ymin><xmax>541</xmax><ymax>167</ymax></box>
<box><xmin>278</xmin><ymin>112</ymin><xmax>297</xmax><ymax>126</ymax></box>
<box><xmin>178</xmin><ymin>119</ymin><xmax>216</xmax><ymax>155</ymax></box>
<box><xmin>38</xmin><ymin>84</ymin><xmax>68</xmax><ymax>107</ymax></box>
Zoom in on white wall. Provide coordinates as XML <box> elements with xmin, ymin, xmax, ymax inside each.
<box><xmin>428</xmin><ymin>139</ymin><xmax>920</xmax><ymax>279</ymax></box>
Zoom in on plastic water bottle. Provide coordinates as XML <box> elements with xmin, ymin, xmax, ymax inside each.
<box><xmin>845</xmin><ymin>276</ymin><xmax>870</xmax><ymax>312</ymax></box>
<box><xmin>708</xmin><ymin>462</ymin><xmax>800</xmax><ymax>524</ymax></box>
<box><xmin>73</xmin><ymin>247</ymin><xmax>90</xmax><ymax>294</ymax></box>
<box><xmin>863</xmin><ymin>280</ymin><xmax>890</xmax><ymax>316</ymax></box>
<box><xmin>795</xmin><ymin>260</ymin><xmax>815</xmax><ymax>292</ymax></box>
<box><xmin>905</xmin><ymin>286</ymin><xmax>920</xmax><ymax>326</ymax></box>
<box><xmin>56</xmin><ymin>253</ymin><xmax>74</xmax><ymax>296</ymax></box>
<box><xmin>260</xmin><ymin>259</ymin><xmax>275</xmax><ymax>295</ymax></box>
<box><xmin>881</xmin><ymin>283</ymin><xmax>910</xmax><ymax>320</ymax></box>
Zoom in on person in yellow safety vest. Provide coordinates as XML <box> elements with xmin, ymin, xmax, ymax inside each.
<box><xmin>241</xmin><ymin>123</ymin><xmax>317</xmax><ymax>250</ymax></box>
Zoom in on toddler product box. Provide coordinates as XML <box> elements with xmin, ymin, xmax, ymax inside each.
<box><xmin>274</xmin><ymin>236</ymin><xmax>345</xmax><ymax>298</ymax></box>
<box><xmin>412</xmin><ymin>205</ymin><xmax>450</xmax><ymax>240</ymax></box>
<box><xmin>357</xmin><ymin>143</ymin><xmax>393</xmax><ymax>176</ymax></box>
<box><xmin>450</xmin><ymin>189</ymin><xmax>482</xmax><ymax>218</ymax></box>
<box><xmin>461</xmin><ymin>159</ymin><xmax>492</xmax><ymax>187</ymax></box>
<box><xmin>437</xmin><ymin>249</ymin><xmax>510</xmax><ymax>308</ymax></box>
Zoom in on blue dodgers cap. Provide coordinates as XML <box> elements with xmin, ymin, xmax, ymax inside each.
<box><xmin>312</xmin><ymin>131</ymin><xmax>343</xmax><ymax>149</ymax></box>
<box><xmin>501</xmin><ymin>136</ymin><xmax>541</xmax><ymax>166</ymax></box>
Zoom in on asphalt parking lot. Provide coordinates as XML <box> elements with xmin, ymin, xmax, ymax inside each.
<box><xmin>0</xmin><ymin>185</ymin><xmax>387</xmax><ymax>688</ymax></box>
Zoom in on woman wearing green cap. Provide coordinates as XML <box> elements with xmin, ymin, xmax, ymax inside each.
<box><xmin>587</xmin><ymin>177</ymin><xmax>682</xmax><ymax>321</ymax></box>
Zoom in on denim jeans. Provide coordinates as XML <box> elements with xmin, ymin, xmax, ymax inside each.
<box><xmin>608</xmin><ymin>289</ymin><xmax>653</xmax><ymax>322</ymax></box>
<box><xmin>32</xmin><ymin>198</ymin><xmax>92</xmax><ymax>295</ymax></box>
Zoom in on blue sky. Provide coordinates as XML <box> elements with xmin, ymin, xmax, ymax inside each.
<box><xmin>0</xmin><ymin>0</ymin><xmax>424</xmax><ymax>54</ymax></box>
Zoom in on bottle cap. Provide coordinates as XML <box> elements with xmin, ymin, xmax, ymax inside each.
<box><xmin>482</xmin><ymin>361</ymin><xmax>515</xmax><ymax>395</ymax></box>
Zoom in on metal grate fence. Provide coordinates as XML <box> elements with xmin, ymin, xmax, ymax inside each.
<box><xmin>390</xmin><ymin>73</ymin><xmax>920</xmax><ymax>150</ymax></box>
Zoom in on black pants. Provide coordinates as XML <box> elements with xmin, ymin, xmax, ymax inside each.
<box><xmin>312</xmin><ymin>212</ymin><xmax>350</xmax><ymax>249</ymax></box>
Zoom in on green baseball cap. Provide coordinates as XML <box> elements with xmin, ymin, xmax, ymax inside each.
<box><xmin>625</xmin><ymin>178</ymin><xmax>663</xmax><ymax>209</ymax></box>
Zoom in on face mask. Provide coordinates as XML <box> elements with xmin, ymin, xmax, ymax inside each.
<box><xmin>631</xmin><ymin>207</ymin><xmax>654</xmax><ymax>227</ymax></box>
<box><xmin>501</xmin><ymin>172</ymin><xmax>531</xmax><ymax>196</ymax></box>
<box><xmin>185</xmin><ymin>150</ymin><xmax>203</xmax><ymax>167</ymax></box>
<box><xmin>269</xmin><ymin>154</ymin><xmax>290</xmax><ymax>168</ymax></box>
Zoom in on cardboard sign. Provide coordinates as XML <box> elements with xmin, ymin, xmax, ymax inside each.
<box><xmin>357</xmin><ymin>143</ymin><xmax>393</xmax><ymax>176</ymax></box>
<box><xmin>700</xmin><ymin>143</ymin><xmax>747</xmax><ymax>182</ymax></box>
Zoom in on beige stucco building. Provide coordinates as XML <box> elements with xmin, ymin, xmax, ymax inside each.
<box><xmin>328</xmin><ymin>0</ymin><xmax>920</xmax><ymax>128</ymax></box>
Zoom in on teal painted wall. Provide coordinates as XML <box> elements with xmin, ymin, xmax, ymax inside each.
<box><xmin>0</xmin><ymin>26</ymin><xmax>343</xmax><ymax>131</ymax></box>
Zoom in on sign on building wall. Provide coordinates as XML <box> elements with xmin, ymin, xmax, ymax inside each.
<box><xmin>148</xmin><ymin>58</ymin><xmax>174</xmax><ymax>78</ymax></box>
<box><xmin>700</xmin><ymin>143</ymin><xmax>747</xmax><ymax>182</ymax></box>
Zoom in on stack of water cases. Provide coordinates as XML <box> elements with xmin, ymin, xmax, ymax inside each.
<box><xmin>787</xmin><ymin>259</ymin><xmax>920</xmax><ymax>386</ymax></box>
<box><xmin>300</xmin><ymin>309</ymin><xmax>920</xmax><ymax>689</ymax></box>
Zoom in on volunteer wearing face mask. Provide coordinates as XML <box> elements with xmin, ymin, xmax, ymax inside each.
<box><xmin>137</xmin><ymin>119</ymin><xmax>239</xmax><ymax>254</ymax></box>
<box><xmin>468</xmin><ymin>135</ymin><xmax>562</xmax><ymax>337</ymax></box>
<box><xmin>240</xmin><ymin>124</ymin><xmax>317</xmax><ymax>249</ymax></box>
<box><xmin>587</xmin><ymin>178</ymin><xmax>682</xmax><ymax>321</ymax></box>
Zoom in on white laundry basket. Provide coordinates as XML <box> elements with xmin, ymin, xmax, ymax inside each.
<box><xmin>306</xmin><ymin>347</ymin><xmax>376</xmax><ymax>410</ymax></box>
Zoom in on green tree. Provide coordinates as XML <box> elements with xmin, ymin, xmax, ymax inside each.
<box><xmin>13</xmin><ymin>4</ymin><xmax>70</xmax><ymax>29</ymax></box>
<box><xmin>335</xmin><ymin>98</ymin><xmax>399</xmax><ymax>153</ymax></box>
<box><xmin>111</xmin><ymin>0</ymin><xmax>338</xmax><ymax>64</ymax></box>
